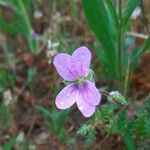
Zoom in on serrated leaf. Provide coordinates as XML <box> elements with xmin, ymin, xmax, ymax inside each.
<box><xmin>108</xmin><ymin>109</ymin><xmax>127</xmax><ymax>134</ymax></box>
<box><xmin>77</xmin><ymin>124</ymin><xmax>90</xmax><ymax>136</ymax></box>
<box><xmin>133</xmin><ymin>115</ymin><xmax>149</xmax><ymax>139</ymax></box>
<box><xmin>86</xmin><ymin>128</ymin><xmax>96</xmax><ymax>145</ymax></box>
<box><xmin>97</xmin><ymin>104</ymin><xmax>115</xmax><ymax>123</ymax></box>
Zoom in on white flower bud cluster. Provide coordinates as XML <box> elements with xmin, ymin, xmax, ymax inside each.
<box><xmin>47</xmin><ymin>40</ymin><xmax>59</xmax><ymax>64</ymax></box>
<box><xmin>33</xmin><ymin>10</ymin><xmax>43</xmax><ymax>19</ymax></box>
<box><xmin>3</xmin><ymin>89</ymin><xmax>13</xmax><ymax>106</ymax></box>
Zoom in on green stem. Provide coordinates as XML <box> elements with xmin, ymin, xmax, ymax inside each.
<box><xmin>123</xmin><ymin>58</ymin><xmax>131</xmax><ymax>97</ymax></box>
<box><xmin>117</xmin><ymin>0</ymin><xmax>123</xmax><ymax>84</ymax></box>
<box><xmin>17</xmin><ymin>0</ymin><xmax>39</xmax><ymax>54</ymax></box>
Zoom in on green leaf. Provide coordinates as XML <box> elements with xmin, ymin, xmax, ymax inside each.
<box><xmin>34</xmin><ymin>105</ymin><xmax>53</xmax><ymax>120</ymax></box>
<box><xmin>144</xmin><ymin>96</ymin><xmax>150</xmax><ymax>114</ymax></box>
<box><xmin>0</xmin><ymin>102</ymin><xmax>12</xmax><ymax>130</ymax></box>
<box><xmin>58</xmin><ymin>109</ymin><xmax>70</xmax><ymax>126</ymax></box>
<box><xmin>77</xmin><ymin>124</ymin><xmax>90</xmax><ymax>136</ymax></box>
<box><xmin>123</xmin><ymin>0</ymin><xmax>140</xmax><ymax>29</ymax></box>
<box><xmin>27</xmin><ymin>67</ymin><xmax>37</xmax><ymax>85</ymax></box>
<box><xmin>82</xmin><ymin>0</ymin><xmax>118</xmax><ymax>78</ymax></box>
<box><xmin>105</xmin><ymin>0</ymin><xmax>118</xmax><ymax>27</ymax></box>
<box><xmin>132</xmin><ymin>114</ymin><xmax>149</xmax><ymax>139</ymax></box>
<box><xmin>0</xmin><ymin>69</ymin><xmax>14</xmax><ymax>93</ymax></box>
<box><xmin>77</xmin><ymin>123</ymin><xmax>96</xmax><ymax>145</ymax></box>
<box><xmin>35</xmin><ymin>105</ymin><xmax>69</xmax><ymax>138</ymax></box>
<box><xmin>86</xmin><ymin>128</ymin><xmax>96</xmax><ymax>145</ymax></box>
<box><xmin>97</xmin><ymin>104</ymin><xmax>115</xmax><ymax>123</ymax></box>
<box><xmin>132</xmin><ymin>36</ymin><xmax>150</xmax><ymax>62</ymax></box>
<box><xmin>0</xmin><ymin>0</ymin><xmax>39</xmax><ymax>54</ymax></box>
<box><xmin>3</xmin><ymin>136</ymin><xmax>16</xmax><ymax>150</ymax></box>
<box><xmin>95</xmin><ymin>45</ymin><xmax>110</xmax><ymax>69</ymax></box>
<box><xmin>108</xmin><ymin>109</ymin><xmax>127</xmax><ymax>134</ymax></box>
<box><xmin>123</xmin><ymin>132</ymin><xmax>136</xmax><ymax>150</ymax></box>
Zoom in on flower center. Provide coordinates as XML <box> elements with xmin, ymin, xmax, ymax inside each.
<box><xmin>77</xmin><ymin>77</ymin><xmax>85</xmax><ymax>85</ymax></box>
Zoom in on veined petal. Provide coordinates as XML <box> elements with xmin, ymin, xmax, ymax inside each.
<box><xmin>76</xmin><ymin>92</ymin><xmax>96</xmax><ymax>117</ymax></box>
<box><xmin>53</xmin><ymin>53</ymin><xmax>78</xmax><ymax>81</ymax></box>
<box><xmin>71</xmin><ymin>46</ymin><xmax>91</xmax><ymax>77</ymax></box>
<box><xmin>55</xmin><ymin>83</ymin><xmax>77</xmax><ymax>109</ymax></box>
<box><xmin>81</xmin><ymin>80</ymin><xmax>101</xmax><ymax>106</ymax></box>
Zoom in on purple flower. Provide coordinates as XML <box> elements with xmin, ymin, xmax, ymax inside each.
<box><xmin>53</xmin><ymin>46</ymin><xmax>101</xmax><ymax>117</ymax></box>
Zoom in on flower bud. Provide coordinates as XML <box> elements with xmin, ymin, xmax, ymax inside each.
<box><xmin>108</xmin><ymin>91</ymin><xmax>128</xmax><ymax>106</ymax></box>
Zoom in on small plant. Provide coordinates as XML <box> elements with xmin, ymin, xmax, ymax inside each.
<box><xmin>0</xmin><ymin>0</ymin><xmax>39</xmax><ymax>54</ymax></box>
<box><xmin>53</xmin><ymin>46</ymin><xmax>150</xmax><ymax>149</ymax></box>
<box><xmin>0</xmin><ymin>68</ymin><xmax>14</xmax><ymax>94</ymax></box>
<box><xmin>0</xmin><ymin>100</ymin><xmax>12</xmax><ymax>132</ymax></box>
<box><xmin>34</xmin><ymin>105</ymin><xmax>70</xmax><ymax>143</ymax></box>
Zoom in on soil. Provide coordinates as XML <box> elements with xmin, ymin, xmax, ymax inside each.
<box><xmin>132</xmin><ymin>52</ymin><xmax>150</xmax><ymax>100</ymax></box>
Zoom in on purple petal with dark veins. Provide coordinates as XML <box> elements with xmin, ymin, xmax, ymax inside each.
<box><xmin>80</xmin><ymin>80</ymin><xmax>101</xmax><ymax>106</ymax></box>
<box><xmin>53</xmin><ymin>53</ymin><xmax>78</xmax><ymax>81</ymax></box>
<box><xmin>55</xmin><ymin>83</ymin><xmax>77</xmax><ymax>109</ymax></box>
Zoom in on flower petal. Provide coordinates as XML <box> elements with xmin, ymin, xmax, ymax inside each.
<box><xmin>76</xmin><ymin>92</ymin><xmax>96</xmax><ymax>117</ymax></box>
<box><xmin>71</xmin><ymin>46</ymin><xmax>91</xmax><ymax>77</ymax></box>
<box><xmin>53</xmin><ymin>53</ymin><xmax>78</xmax><ymax>81</ymax></box>
<box><xmin>81</xmin><ymin>80</ymin><xmax>101</xmax><ymax>106</ymax></box>
<box><xmin>55</xmin><ymin>83</ymin><xmax>77</xmax><ymax>109</ymax></box>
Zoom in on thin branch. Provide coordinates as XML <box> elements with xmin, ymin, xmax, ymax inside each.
<box><xmin>125</xmin><ymin>31</ymin><xmax>148</xmax><ymax>39</ymax></box>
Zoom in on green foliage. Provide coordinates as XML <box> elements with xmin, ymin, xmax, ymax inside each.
<box><xmin>34</xmin><ymin>105</ymin><xmax>70</xmax><ymax>142</ymax></box>
<box><xmin>77</xmin><ymin>124</ymin><xmax>90</xmax><ymax>136</ymax></box>
<box><xmin>129</xmin><ymin>97</ymin><xmax>150</xmax><ymax>140</ymax></box>
<box><xmin>86</xmin><ymin>128</ymin><xmax>96</xmax><ymax>145</ymax></box>
<box><xmin>105</xmin><ymin>0</ymin><xmax>118</xmax><ymax>27</ymax></box>
<box><xmin>78</xmin><ymin>95</ymin><xmax>138</xmax><ymax>149</ymax></box>
<box><xmin>82</xmin><ymin>0</ymin><xmax>149</xmax><ymax>93</ymax></box>
<box><xmin>132</xmin><ymin>114</ymin><xmax>149</xmax><ymax>139</ymax></box>
<box><xmin>123</xmin><ymin>0</ymin><xmax>140</xmax><ymax>30</ymax></box>
<box><xmin>97</xmin><ymin>104</ymin><xmax>115</xmax><ymax>123</ymax></box>
<box><xmin>144</xmin><ymin>96</ymin><xmax>150</xmax><ymax>114</ymax></box>
<box><xmin>0</xmin><ymin>69</ymin><xmax>14</xmax><ymax>93</ymax></box>
<box><xmin>77</xmin><ymin>123</ymin><xmax>96</xmax><ymax>145</ymax></box>
<box><xmin>3</xmin><ymin>136</ymin><xmax>16</xmax><ymax>150</ymax></box>
<box><xmin>2</xmin><ymin>132</ymin><xmax>31</xmax><ymax>150</ymax></box>
<box><xmin>123</xmin><ymin>132</ymin><xmax>136</xmax><ymax>150</ymax></box>
<box><xmin>0</xmin><ymin>0</ymin><xmax>39</xmax><ymax>54</ymax></box>
<box><xmin>0</xmin><ymin>101</ymin><xmax>12</xmax><ymax>131</ymax></box>
<box><xmin>132</xmin><ymin>36</ymin><xmax>150</xmax><ymax>64</ymax></box>
<box><xmin>82</xmin><ymin>0</ymin><xmax>118</xmax><ymax>79</ymax></box>
<box><xmin>108</xmin><ymin>109</ymin><xmax>128</xmax><ymax>135</ymax></box>
<box><xmin>94</xmin><ymin>95</ymin><xmax>150</xmax><ymax>149</ymax></box>
<box><xmin>27</xmin><ymin>67</ymin><xmax>37</xmax><ymax>88</ymax></box>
